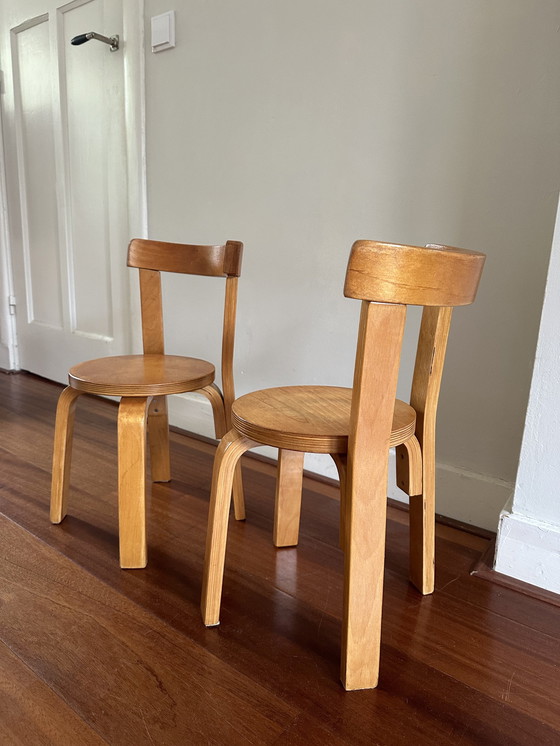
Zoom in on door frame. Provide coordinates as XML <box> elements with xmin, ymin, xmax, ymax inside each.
<box><xmin>0</xmin><ymin>0</ymin><xmax>147</xmax><ymax>370</ymax></box>
<box><xmin>0</xmin><ymin>84</ymin><xmax>18</xmax><ymax>370</ymax></box>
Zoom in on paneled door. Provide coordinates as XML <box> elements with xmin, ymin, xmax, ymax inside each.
<box><xmin>0</xmin><ymin>0</ymin><xmax>137</xmax><ymax>382</ymax></box>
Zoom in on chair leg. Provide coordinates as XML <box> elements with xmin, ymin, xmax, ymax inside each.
<box><xmin>409</xmin><ymin>492</ymin><xmax>435</xmax><ymax>595</ymax></box>
<box><xmin>273</xmin><ymin>449</ymin><xmax>305</xmax><ymax>547</ymax></box>
<box><xmin>50</xmin><ymin>387</ymin><xmax>83</xmax><ymax>523</ymax></box>
<box><xmin>201</xmin><ymin>383</ymin><xmax>227</xmax><ymax>436</ymax></box>
<box><xmin>331</xmin><ymin>453</ymin><xmax>348</xmax><ymax>550</ymax></box>
<box><xmin>340</xmin><ymin>461</ymin><xmax>388</xmax><ymax>691</ymax></box>
<box><xmin>395</xmin><ymin>436</ymin><xmax>422</xmax><ymax>498</ymax></box>
<box><xmin>117</xmin><ymin>397</ymin><xmax>149</xmax><ymax>569</ymax></box>
<box><xmin>231</xmin><ymin>463</ymin><xmax>245</xmax><ymax>521</ymax></box>
<box><xmin>201</xmin><ymin>384</ymin><xmax>246</xmax><ymax>521</ymax></box>
<box><xmin>396</xmin><ymin>436</ymin><xmax>432</xmax><ymax>593</ymax></box>
<box><xmin>409</xmin><ymin>442</ymin><xmax>435</xmax><ymax>595</ymax></box>
<box><xmin>148</xmin><ymin>395</ymin><xmax>171</xmax><ymax>483</ymax></box>
<box><xmin>201</xmin><ymin>430</ymin><xmax>256</xmax><ymax>626</ymax></box>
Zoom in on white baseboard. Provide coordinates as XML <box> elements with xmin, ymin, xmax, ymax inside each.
<box><xmin>0</xmin><ymin>341</ymin><xmax>14</xmax><ymax>370</ymax></box>
<box><xmin>494</xmin><ymin>510</ymin><xmax>560</xmax><ymax>594</ymax></box>
<box><xmin>411</xmin><ymin>462</ymin><xmax>512</xmax><ymax>532</ymax></box>
<box><xmin>168</xmin><ymin>392</ymin><xmax>511</xmax><ymax>532</ymax></box>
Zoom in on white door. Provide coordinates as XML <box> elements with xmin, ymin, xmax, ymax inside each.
<box><xmin>0</xmin><ymin>0</ymin><xmax>140</xmax><ymax>383</ymax></box>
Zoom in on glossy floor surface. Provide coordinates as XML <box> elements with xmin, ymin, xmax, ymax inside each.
<box><xmin>0</xmin><ymin>372</ymin><xmax>559</xmax><ymax>745</ymax></box>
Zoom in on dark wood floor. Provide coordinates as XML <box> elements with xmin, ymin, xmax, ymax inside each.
<box><xmin>0</xmin><ymin>372</ymin><xmax>559</xmax><ymax>745</ymax></box>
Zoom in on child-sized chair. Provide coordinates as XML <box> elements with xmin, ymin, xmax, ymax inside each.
<box><xmin>50</xmin><ymin>238</ymin><xmax>244</xmax><ymax>568</ymax></box>
<box><xmin>201</xmin><ymin>240</ymin><xmax>485</xmax><ymax>690</ymax></box>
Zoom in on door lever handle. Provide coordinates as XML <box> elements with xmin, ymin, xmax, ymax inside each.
<box><xmin>71</xmin><ymin>32</ymin><xmax>119</xmax><ymax>52</ymax></box>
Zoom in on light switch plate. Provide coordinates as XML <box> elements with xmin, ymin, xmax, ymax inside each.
<box><xmin>151</xmin><ymin>11</ymin><xmax>175</xmax><ymax>53</ymax></box>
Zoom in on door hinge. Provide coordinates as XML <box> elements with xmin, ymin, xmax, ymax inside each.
<box><xmin>8</xmin><ymin>295</ymin><xmax>16</xmax><ymax>315</ymax></box>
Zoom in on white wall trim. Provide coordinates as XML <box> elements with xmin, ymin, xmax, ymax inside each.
<box><xmin>0</xmin><ymin>76</ymin><xmax>18</xmax><ymax>370</ymax></box>
<box><xmin>494</xmin><ymin>509</ymin><xmax>560</xmax><ymax>594</ymax></box>
<box><xmin>493</xmin><ymin>194</ymin><xmax>560</xmax><ymax>595</ymax></box>
<box><xmin>168</xmin><ymin>391</ymin><xmax>511</xmax><ymax>531</ymax></box>
<box><xmin>123</xmin><ymin>0</ymin><xmax>147</xmax><ymax>352</ymax></box>
<box><xmin>407</xmin><ymin>461</ymin><xmax>512</xmax><ymax>532</ymax></box>
<box><xmin>123</xmin><ymin>0</ymin><xmax>148</xmax><ymax>242</ymax></box>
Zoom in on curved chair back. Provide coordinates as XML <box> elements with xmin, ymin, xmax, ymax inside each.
<box><xmin>127</xmin><ymin>238</ymin><xmax>243</xmax><ymax>277</ymax></box>
<box><xmin>344</xmin><ymin>240</ymin><xmax>484</xmax><ymax>306</ymax></box>
<box><xmin>126</xmin><ymin>239</ymin><xmax>243</xmax><ymax>406</ymax></box>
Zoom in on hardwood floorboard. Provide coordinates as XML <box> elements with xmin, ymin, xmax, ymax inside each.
<box><xmin>0</xmin><ymin>515</ymin><xmax>298</xmax><ymax>745</ymax></box>
<box><xmin>0</xmin><ymin>372</ymin><xmax>559</xmax><ymax>745</ymax></box>
<box><xmin>0</xmin><ymin>641</ymin><xmax>107</xmax><ymax>745</ymax></box>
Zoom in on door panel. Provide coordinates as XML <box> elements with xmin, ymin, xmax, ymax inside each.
<box><xmin>1</xmin><ymin>0</ymin><xmax>131</xmax><ymax>383</ymax></box>
<box><xmin>63</xmin><ymin>0</ymin><xmax>115</xmax><ymax>340</ymax></box>
<box><xmin>13</xmin><ymin>15</ymin><xmax>64</xmax><ymax>331</ymax></box>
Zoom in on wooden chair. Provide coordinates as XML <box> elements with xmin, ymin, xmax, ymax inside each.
<box><xmin>201</xmin><ymin>240</ymin><xmax>485</xmax><ymax>690</ymax></box>
<box><xmin>50</xmin><ymin>238</ymin><xmax>244</xmax><ymax>569</ymax></box>
<box><xmin>271</xmin><ymin>244</ymin><xmax>479</xmax><ymax>597</ymax></box>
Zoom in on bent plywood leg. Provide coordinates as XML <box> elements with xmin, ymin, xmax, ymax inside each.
<box><xmin>340</xmin><ymin>297</ymin><xmax>406</xmax><ymax>690</ymax></box>
<box><xmin>408</xmin><ymin>437</ymin><xmax>434</xmax><ymax>595</ymax></box>
<box><xmin>148</xmin><ymin>395</ymin><xmax>170</xmax><ymax>483</ymax></box>
<box><xmin>118</xmin><ymin>397</ymin><xmax>149</xmax><ymax>569</ymax></box>
<box><xmin>331</xmin><ymin>453</ymin><xmax>348</xmax><ymax>551</ymax></box>
<box><xmin>50</xmin><ymin>387</ymin><xmax>83</xmax><ymax>523</ymax></box>
<box><xmin>201</xmin><ymin>384</ymin><xmax>246</xmax><ymax>521</ymax></box>
<box><xmin>201</xmin><ymin>384</ymin><xmax>227</xmax><ymax>436</ymax></box>
<box><xmin>231</xmin><ymin>462</ymin><xmax>246</xmax><ymax>521</ymax></box>
<box><xmin>201</xmin><ymin>430</ymin><xmax>256</xmax><ymax>626</ymax></box>
<box><xmin>274</xmin><ymin>449</ymin><xmax>305</xmax><ymax>547</ymax></box>
<box><xmin>395</xmin><ymin>435</ymin><xmax>422</xmax><ymax>498</ymax></box>
<box><xmin>341</xmin><ymin>461</ymin><xmax>388</xmax><ymax>691</ymax></box>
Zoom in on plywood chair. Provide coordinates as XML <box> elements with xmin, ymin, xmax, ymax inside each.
<box><xmin>201</xmin><ymin>240</ymin><xmax>485</xmax><ymax>690</ymax></box>
<box><xmin>50</xmin><ymin>238</ymin><xmax>244</xmax><ymax>569</ymax></box>
<box><xmin>272</xmin><ymin>243</ymin><xmax>475</xmax><ymax>597</ymax></box>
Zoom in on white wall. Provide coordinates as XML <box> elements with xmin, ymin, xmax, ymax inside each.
<box><xmin>494</xmin><ymin>198</ymin><xmax>560</xmax><ymax>592</ymax></box>
<box><xmin>143</xmin><ymin>0</ymin><xmax>560</xmax><ymax>530</ymax></box>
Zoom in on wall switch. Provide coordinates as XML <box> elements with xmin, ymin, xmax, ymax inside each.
<box><xmin>151</xmin><ymin>11</ymin><xmax>175</xmax><ymax>53</ymax></box>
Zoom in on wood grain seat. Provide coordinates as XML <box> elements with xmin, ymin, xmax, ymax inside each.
<box><xmin>69</xmin><ymin>355</ymin><xmax>215</xmax><ymax>397</ymax></box>
<box><xmin>232</xmin><ymin>386</ymin><xmax>416</xmax><ymax>453</ymax></box>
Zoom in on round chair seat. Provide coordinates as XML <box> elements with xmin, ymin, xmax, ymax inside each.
<box><xmin>232</xmin><ymin>386</ymin><xmax>416</xmax><ymax>454</ymax></box>
<box><xmin>69</xmin><ymin>354</ymin><xmax>215</xmax><ymax>396</ymax></box>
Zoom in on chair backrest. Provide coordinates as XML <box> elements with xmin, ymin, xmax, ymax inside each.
<box><xmin>127</xmin><ymin>238</ymin><xmax>243</xmax><ymax>406</ymax></box>
<box><xmin>344</xmin><ymin>240</ymin><xmax>483</xmax><ymax>306</ymax></box>
<box><xmin>345</xmin><ymin>239</ymin><xmax>485</xmax><ymax>450</ymax></box>
<box><xmin>343</xmin><ymin>239</ymin><xmax>485</xmax><ymax>508</ymax></box>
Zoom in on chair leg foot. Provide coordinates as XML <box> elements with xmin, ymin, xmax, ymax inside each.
<box><xmin>201</xmin><ymin>430</ymin><xmax>255</xmax><ymax>626</ymax></box>
<box><xmin>50</xmin><ymin>387</ymin><xmax>82</xmax><ymax>524</ymax></box>
<box><xmin>118</xmin><ymin>397</ymin><xmax>149</xmax><ymax>569</ymax></box>
<box><xmin>274</xmin><ymin>449</ymin><xmax>304</xmax><ymax>547</ymax></box>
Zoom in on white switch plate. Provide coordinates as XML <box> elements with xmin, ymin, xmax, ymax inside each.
<box><xmin>151</xmin><ymin>11</ymin><xmax>175</xmax><ymax>53</ymax></box>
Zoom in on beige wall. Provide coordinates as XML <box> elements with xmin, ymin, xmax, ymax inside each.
<box><xmin>143</xmin><ymin>0</ymin><xmax>560</xmax><ymax>529</ymax></box>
